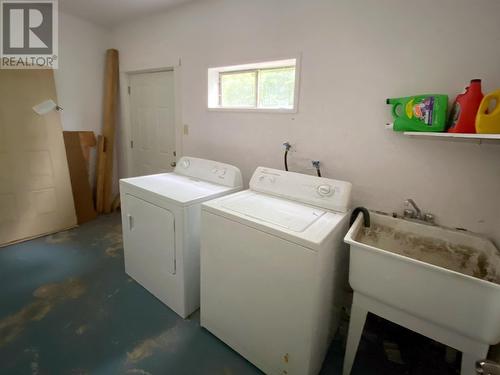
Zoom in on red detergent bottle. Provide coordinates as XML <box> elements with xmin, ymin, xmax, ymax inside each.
<box><xmin>447</xmin><ymin>79</ymin><xmax>484</xmax><ymax>133</ymax></box>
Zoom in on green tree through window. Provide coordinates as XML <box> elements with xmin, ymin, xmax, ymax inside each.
<box><xmin>218</xmin><ymin>65</ymin><xmax>296</xmax><ymax>109</ymax></box>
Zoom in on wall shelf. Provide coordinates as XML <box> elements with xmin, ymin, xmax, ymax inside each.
<box><xmin>403</xmin><ymin>132</ymin><xmax>500</xmax><ymax>144</ymax></box>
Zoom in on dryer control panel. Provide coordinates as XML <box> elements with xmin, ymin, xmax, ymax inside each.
<box><xmin>174</xmin><ymin>157</ymin><xmax>243</xmax><ymax>188</ymax></box>
<box><xmin>249</xmin><ymin>167</ymin><xmax>352</xmax><ymax>212</ymax></box>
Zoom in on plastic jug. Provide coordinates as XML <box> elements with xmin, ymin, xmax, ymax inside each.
<box><xmin>386</xmin><ymin>94</ymin><xmax>448</xmax><ymax>132</ymax></box>
<box><xmin>448</xmin><ymin>79</ymin><xmax>483</xmax><ymax>133</ymax></box>
<box><xmin>476</xmin><ymin>89</ymin><xmax>500</xmax><ymax>134</ymax></box>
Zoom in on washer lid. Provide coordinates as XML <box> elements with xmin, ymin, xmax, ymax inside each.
<box><xmin>120</xmin><ymin>173</ymin><xmax>239</xmax><ymax>206</ymax></box>
<box><xmin>221</xmin><ymin>192</ymin><xmax>326</xmax><ymax>232</ymax></box>
<box><xmin>203</xmin><ymin>190</ymin><xmax>348</xmax><ymax>250</ymax></box>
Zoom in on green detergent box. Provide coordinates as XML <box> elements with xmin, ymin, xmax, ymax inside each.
<box><xmin>386</xmin><ymin>94</ymin><xmax>448</xmax><ymax>132</ymax></box>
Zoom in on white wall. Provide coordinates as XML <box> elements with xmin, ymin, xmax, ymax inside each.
<box><xmin>113</xmin><ymin>0</ymin><xmax>500</xmax><ymax>245</ymax></box>
<box><xmin>54</xmin><ymin>12</ymin><xmax>111</xmax><ymax>187</ymax></box>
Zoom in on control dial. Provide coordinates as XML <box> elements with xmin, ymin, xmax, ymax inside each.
<box><xmin>317</xmin><ymin>184</ymin><xmax>333</xmax><ymax>196</ymax></box>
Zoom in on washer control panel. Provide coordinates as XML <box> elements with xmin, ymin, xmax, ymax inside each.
<box><xmin>174</xmin><ymin>157</ymin><xmax>243</xmax><ymax>188</ymax></box>
<box><xmin>250</xmin><ymin>167</ymin><xmax>352</xmax><ymax>212</ymax></box>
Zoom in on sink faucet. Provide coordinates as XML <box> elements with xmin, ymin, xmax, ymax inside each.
<box><xmin>404</xmin><ymin>199</ymin><xmax>435</xmax><ymax>224</ymax></box>
<box><xmin>477</xmin><ymin>360</ymin><xmax>500</xmax><ymax>375</ymax></box>
<box><xmin>405</xmin><ymin>199</ymin><xmax>422</xmax><ymax>219</ymax></box>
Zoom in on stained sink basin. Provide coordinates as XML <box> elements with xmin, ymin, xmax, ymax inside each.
<box><xmin>343</xmin><ymin>211</ymin><xmax>500</xmax><ymax>374</ymax></box>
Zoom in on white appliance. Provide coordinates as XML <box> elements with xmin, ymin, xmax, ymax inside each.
<box><xmin>200</xmin><ymin>167</ymin><xmax>352</xmax><ymax>375</ymax></box>
<box><xmin>120</xmin><ymin>157</ymin><xmax>242</xmax><ymax>318</ymax></box>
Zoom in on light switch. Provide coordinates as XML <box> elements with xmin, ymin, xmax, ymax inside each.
<box><xmin>183</xmin><ymin>124</ymin><xmax>189</xmax><ymax>135</ymax></box>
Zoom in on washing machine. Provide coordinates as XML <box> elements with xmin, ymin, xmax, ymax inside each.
<box><xmin>200</xmin><ymin>167</ymin><xmax>352</xmax><ymax>375</ymax></box>
<box><xmin>120</xmin><ymin>157</ymin><xmax>242</xmax><ymax>318</ymax></box>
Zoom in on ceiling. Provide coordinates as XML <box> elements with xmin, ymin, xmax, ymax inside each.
<box><xmin>59</xmin><ymin>0</ymin><xmax>194</xmax><ymax>28</ymax></box>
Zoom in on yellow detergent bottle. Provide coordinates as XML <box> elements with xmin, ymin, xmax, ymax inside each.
<box><xmin>476</xmin><ymin>89</ymin><xmax>500</xmax><ymax>133</ymax></box>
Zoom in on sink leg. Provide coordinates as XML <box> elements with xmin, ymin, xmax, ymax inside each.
<box><xmin>343</xmin><ymin>299</ymin><xmax>368</xmax><ymax>375</ymax></box>
<box><xmin>461</xmin><ymin>343</ymin><xmax>489</xmax><ymax>375</ymax></box>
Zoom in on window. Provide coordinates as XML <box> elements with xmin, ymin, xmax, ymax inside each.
<box><xmin>208</xmin><ymin>58</ymin><xmax>299</xmax><ymax>112</ymax></box>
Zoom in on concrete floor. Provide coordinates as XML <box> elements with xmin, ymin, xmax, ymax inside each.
<box><xmin>0</xmin><ymin>213</ymin><xmax>460</xmax><ymax>375</ymax></box>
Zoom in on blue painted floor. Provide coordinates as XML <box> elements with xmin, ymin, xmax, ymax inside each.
<box><xmin>0</xmin><ymin>213</ymin><xmax>460</xmax><ymax>374</ymax></box>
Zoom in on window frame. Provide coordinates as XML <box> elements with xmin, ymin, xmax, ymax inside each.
<box><xmin>208</xmin><ymin>57</ymin><xmax>300</xmax><ymax>113</ymax></box>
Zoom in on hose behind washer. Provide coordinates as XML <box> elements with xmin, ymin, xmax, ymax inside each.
<box><xmin>283</xmin><ymin>142</ymin><xmax>291</xmax><ymax>171</ymax></box>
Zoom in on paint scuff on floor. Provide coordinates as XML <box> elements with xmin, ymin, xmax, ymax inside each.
<box><xmin>0</xmin><ymin>278</ymin><xmax>86</xmax><ymax>347</ymax></box>
<box><xmin>104</xmin><ymin>224</ymin><xmax>123</xmax><ymax>258</ymax></box>
<box><xmin>126</xmin><ymin>369</ymin><xmax>153</xmax><ymax>375</ymax></box>
<box><xmin>25</xmin><ymin>347</ymin><xmax>40</xmax><ymax>375</ymax></box>
<box><xmin>75</xmin><ymin>325</ymin><xmax>89</xmax><ymax>336</ymax></box>
<box><xmin>126</xmin><ymin>323</ymin><xmax>181</xmax><ymax>364</ymax></box>
<box><xmin>45</xmin><ymin>230</ymin><xmax>77</xmax><ymax>244</ymax></box>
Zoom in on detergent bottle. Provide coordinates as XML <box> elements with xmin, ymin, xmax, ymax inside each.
<box><xmin>447</xmin><ymin>79</ymin><xmax>483</xmax><ymax>133</ymax></box>
<box><xmin>386</xmin><ymin>94</ymin><xmax>448</xmax><ymax>132</ymax></box>
<box><xmin>476</xmin><ymin>89</ymin><xmax>500</xmax><ymax>133</ymax></box>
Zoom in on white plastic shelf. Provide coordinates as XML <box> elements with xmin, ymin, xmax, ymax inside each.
<box><xmin>403</xmin><ymin>132</ymin><xmax>500</xmax><ymax>144</ymax></box>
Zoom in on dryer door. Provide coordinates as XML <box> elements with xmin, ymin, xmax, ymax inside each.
<box><xmin>123</xmin><ymin>194</ymin><xmax>176</xmax><ymax>276</ymax></box>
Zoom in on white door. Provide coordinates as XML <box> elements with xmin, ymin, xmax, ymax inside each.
<box><xmin>0</xmin><ymin>70</ymin><xmax>76</xmax><ymax>246</ymax></box>
<box><xmin>129</xmin><ymin>71</ymin><xmax>176</xmax><ymax>176</ymax></box>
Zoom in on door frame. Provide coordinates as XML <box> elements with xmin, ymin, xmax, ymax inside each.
<box><xmin>119</xmin><ymin>65</ymin><xmax>183</xmax><ymax>178</ymax></box>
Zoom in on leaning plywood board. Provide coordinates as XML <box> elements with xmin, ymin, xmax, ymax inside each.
<box><xmin>77</xmin><ymin>131</ymin><xmax>97</xmax><ymax>169</ymax></box>
<box><xmin>63</xmin><ymin>131</ymin><xmax>97</xmax><ymax>224</ymax></box>
<box><xmin>0</xmin><ymin>69</ymin><xmax>77</xmax><ymax>247</ymax></box>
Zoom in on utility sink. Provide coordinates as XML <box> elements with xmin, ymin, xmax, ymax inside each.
<box><xmin>342</xmin><ymin>211</ymin><xmax>500</xmax><ymax>375</ymax></box>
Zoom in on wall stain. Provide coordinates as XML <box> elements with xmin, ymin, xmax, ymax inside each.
<box><xmin>126</xmin><ymin>324</ymin><xmax>180</xmax><ymax>364</ymax></box>
<box><xmin>0</xmin><ymin>278</ymin><xmax>86</xmax><ymax>347</ymax></box>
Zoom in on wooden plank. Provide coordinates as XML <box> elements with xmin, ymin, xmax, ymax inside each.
<box><xmin>102</xmin><ymin>49</ymin><xmax>119</xmax><ymax>213</ymax></box>
<box><xmin>96</xmin><ymin>49</ymin><xmax>119</xmax><ymax>214</ymax></box>
<box><xmin>111</xmin><ymin>194</ymin><xmax>121</xmax><ymax>212</ymax></box>
<box><xmin>95</xmin><ymin>135</ymin><xmax>106</xmax><ymax>213</ymax></box>
<box><xmin>63</xmin><ymin>131</ymin><xmax>97</xmax><ymax>224</ymax></box>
